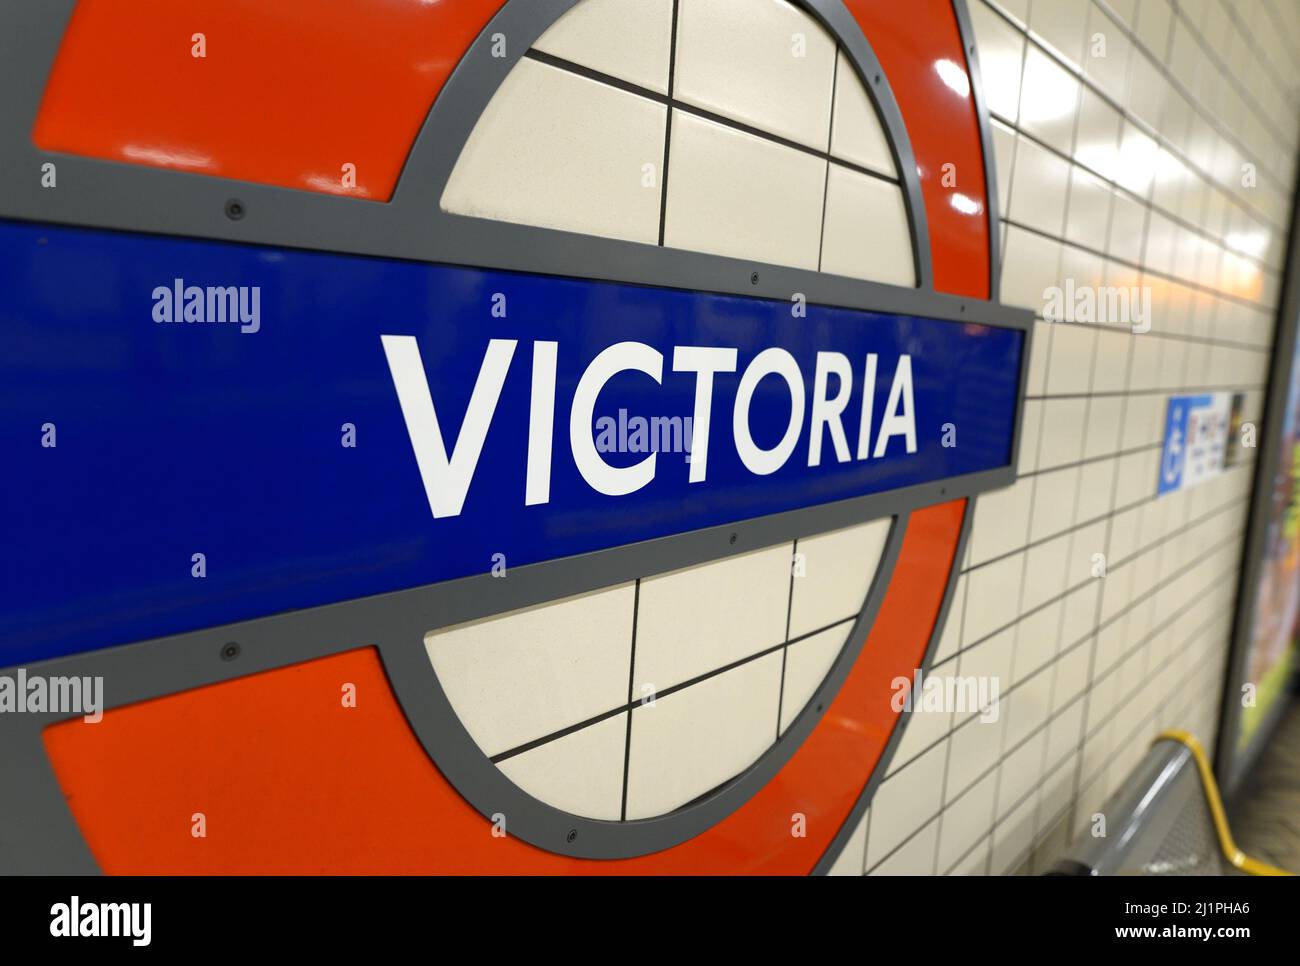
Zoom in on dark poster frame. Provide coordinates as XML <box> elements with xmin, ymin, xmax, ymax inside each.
<box><xmin>1216</xmin><ymin>181</ymin><xmax>1300</xmax><ymax>797</ymax></box>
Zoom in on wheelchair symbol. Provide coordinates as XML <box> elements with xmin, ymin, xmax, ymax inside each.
<box><xmin>1162</xmin><ymin>406</ymin><xmax>1185</xmax><ymax>488</ymax></box>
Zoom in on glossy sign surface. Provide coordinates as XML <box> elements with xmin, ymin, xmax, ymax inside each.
<box><xmin>32</xmin><ymin>0</ymin><xmax>505</xmax><ymax>199</ymax></box>
<box><xmin>1</xmin><ymin>219</ymin><xmax>1021</xmax><ymax>665</ymax></box>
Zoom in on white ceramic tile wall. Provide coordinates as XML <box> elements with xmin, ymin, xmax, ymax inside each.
<box><xmin>663</xmin><ymin>110</ymin><xmax>827</xmax><ymax>269</ymax></box>
<box><xmin>443</xmin><ymin>0</ymin><xmax>915</xmax><ymax>286</ymax></box>
<box><xmin>634</xmin><ymin>542</ymin><xmax>790</xmax><ymax>694</ymax></box>
<box><xmin>845</xmin><ymin>0</ymin><xmax>1299</xmax><ymax>875</ymax></box>
<box><xmin>533</xmin><ymin>0</ymin><xmax>675</xmax><ymax>95</ymax></box>
<box><xmin>788</xmin><ymin>518</ymin><xmax>891</xmax><ymax>638</ymax></box>
<box><xmin>673</xmin><ymin>0</ymin><xmax>837</xmax><ymax>150</ymax></box>
<box><xmin>496</xmin><ymin>712</ymin><xmax>629</xmax><ymax>820</ymax></box>
<box><xmin>429</xmin><ymin>523</ymin><xmax>890</xmax><ymax>819</ymax></box>
<box><xmin>624</xmin><ymin>650</ymin><xmax>784</xmax><ymax>819</ymax></box>
<box><xmin>830</xmin><ymin>49</ymin><xmax>897</xmax><ymax>177</ymax></box>
<box><xmin>440</xmin><ymin>58</ymin><xmax>666</xmax><ymax>244</ymax></box>
<box><xmin>424</xmin><ymin>583</ymin><xmax>635</xmax><ymax>758</ymax></box>
<box><xmin>819</xmin><ymin>163</ymin><xmax>916</xmax><ymax>285</ymax></box>
<box><xmin>778</xmin><ymin>621</ymin><xmax>852</xmax><ymax>734</ymax></box>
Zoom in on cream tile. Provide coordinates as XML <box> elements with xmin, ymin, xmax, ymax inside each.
<box><xmin>1000</xmin><ymin>225</ymin><xmax>1062</xmax><ymax>313</ymax></box>
<box><xmin>1115</xmin><ymin>123</ymin><xmax>1159</xmax><ymax>197</ymax></box>
<box><xmin>1058</xmin><ymin>243</ymin><xmax>1107</xmax><ymax>306</ymax></box>
<box><xmin>635</xmin><ymin>542</ymin><xmax>790</xmax><ymax>694</ymax></box>
<box><xmin>1046</xmin><ymin>697</ymin><xmax>1085</xmax><ymax>770</ymax></box>
<box><xmin>1108</xmin><ymin>191</ymin><xmax>1147</xmax><ymax>265</ymax></box>
<box><xmin>988</xmin><ymin>0</ymin><xmax>1029</xmax><ymax>27</ymax></box>
<box><xmin>1017</xmin><ymin>47</ymin><xmax>1080</xmax><ymax>151</ymax></box>
<box><xmin>1133</xmin><ymin>0</ymin><xmax>1173</xmax><ymax>59</ymax></box>
<box><xmin>963</xmin><ymin>552</ymin><xmax>1024</xmax><ymax>644</ymax></box>
<box><xmin>829</xmin><ymin>49</ymin><xmax>895</xmax><ymax>176</ymax></box>
<box><xmin>534</xmin><ymin>0</ymin><xmax>674</xmax><ymax>94</ymax></box>
<box><xmin>1126</xmin><ymin>332</ymin><xmax>1160</xmax><ymax>391</ymax></box>
<box><xmin>946</xmin><ymin>710</ymin><xmax>1006</xmax><ymax>800</ymax></box>
<box><xmin>866</xmin><ymin>741</ymin><xmax>946</xmax><ymax>866</ymax></box>
<box><xmin>1083</xmin><ymin>396</ymin><xmax>1123</xmax><ymax>459</ymax></box>
<box><xmin>441</xmin><ymin>58</ymin><xmax>665</xmax><ymax>243</ymax></box>
<box><xmin>663</xmin><ymin>110</ymin><xmax>825</xmax><ymax>270</ymax></box>
<box><xmin>946</xmin><ymin>836</ymin><xmax>991</xmax><ymax>875</ymax></box>
<box><xmin>788</xmin><ymin>518</ymin><xmax>891</xmax><ymax>638</ymax></box>
<box><xmin>1040</xmin><ymin>750</ymin><xmax>1078</xmax><ymax>827</ymax></box>
<box><xmin>1082</xmin><ymin>6</ymin><xmax>1132</xmax><ymax>102</ymax></box>
<box><xmin>1023</xmin><ymin>532</ymin><xmax>1071</xmax><ymax>611</ymax></box>
<box><xmin>1007</xmin><ymin>136</ymin><xmax>1070</xmax><ymax>236</ymax></box>
<box><xmin>424</xmin><ymin>583</ymin><xmax>635</xmax><ymax>758</ymax></box>
<box><xmin>888</xmin><ymin>694</ymin><xmax>954</xmax><ymax>775</ymax></box>
<box><xmin>992</xmin><ymin>119</ymin><xmax>1018</xmax><ymax>217</ymax></box>
<box><xmin>1104</xmin><ymin>0</ymin><xmax>1138</xmax><ymax>28</ymax></box>
<box><xmin>1065</xmin><ymin>166</ymin><xmax>1113</xmax><ymax>249</ymax></box>
<box><xmin>1091</xmin><ymin>328</ymin><xmax>1131</xmax><ymax>393</ymax></box>
<box><xmin>937</xmin><ymin>768</ymin><xmax>998</xmax><ymax>873</ymax></box>
<box><xmin>827</xmin><ymin>810</ymin><xmax>868</xmax><ymax>875</ymax></box>
<box><xmin>624</xmin><ymin>651</ymin><xmax>782</xmax><ymax>818</ymax></box>
<box><xmin>997</xmin><ymin>728</ymin><xmax>1046</xmax><ymax>817</ymax></box>
<box><xmin>1075</xmin><ymin>457</ymin><xmax>1116</xmax><ymax>523</ymax></box>
<box><xmin>990</xmin><ymin>785</ymin><xmax>1037</xmax><ymax>872</ymax></box>
<box><xmin>1028</xmin><ymin>0</ymin><xmax>1091</xmax><ymax>68</ymax></box>
<box><xmin>819</xmin><ymin>163</ymin><xmax>914</xmax><ymax>285</ymax></box>
<box><xmin>1045</xmin><ymin>323</ymin><xmax>1096</xmax><ymax>393</ymax></box>
<box><xmin>497</xmin><ymin>713</ymin><xmax>628</xmax><ymax>820</ymax></box>
<box><xmin>1124</xmin><ymin>50</ymin><xmax>1167</xmax><ymax>131</ymax></box>
<box><xmin>969</xmin><ymin>477</ymin><xmax>1032</xmax><ymax>564</ymax></box>
<box><xmin>1013</xmin><ymin>600</ymin><xmax>1061</xmax><ymax>682</ymax></box>
<box><xmin>1073</xmin><ymin>88</ymin><xmax>1123</xmax><ymax>180</ymax></box>
<box><xmin>674</xmin><ymin>0</ymin><xmax>836</xmax><ymax>149</ymax></box>
<box><xmin>1018</xmin><ymin>397</ymin><xmax>1043</xmax><ymax>472</ymax></box>
<box><xmin>1060</xmin><ymin>580</ymin><xmax>1099</xmax><ymax>646</ymax></box>
<box><xmin>1029</xmin><ymin>465</ymin><xmax>1079</xmax><ymax>542</ymax></box>
<box><xmin>870</xmin><ymin>817</ymin><xmax>938</xmax><ymax>875</ymax></box>
<box><xmin>955</xmin><ymin>626</ymin><xmax>1014</xmax><ymax>726</ymax></box>
<box><xmin>970</xmin><ymin>0</ymin><xmax>1026</xmax><ymax>123</ymax></box>
<box><xmin>778</xmin><ymin>623</ymin><xmax>848</xmax><ymax>734</ymax></box>
<box><xmin>1037</xmin><ymin>397</ymin><xmax>1088</xmax><ymax>469</ymax></box>
<box><xmin>933</xmin><ymin>575</ymin><xmax>967</xmax><ymax>664</ymax></box>
<box><xmin>1002</xmin><ymin>667</ymin><xmax>1052</xmax><ymax>749</ymax></box>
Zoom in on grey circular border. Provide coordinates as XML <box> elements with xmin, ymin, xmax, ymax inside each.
<box><xmin>379</xmin><ymin>515</ymin><xmax>907</xmax><ymax>861</ymax></box>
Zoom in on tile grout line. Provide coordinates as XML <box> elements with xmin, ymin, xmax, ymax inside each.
<box><xmin>619</xmin><ymin>578</ymin><xmax>641</xmax><ymax>822</ymax></box>
<box><xmin>492</xmin><ymin>612</ymin><xmax>861</xmax><ymax>765</ymax></box>
<box><xmin>656</xmin><ymin>0</ymin><xmax>680</xmax><ymax>248</ymax></box>
<box><xmin>775</xmin><ymin>537</ymin><xmax>798</xmax><ymax>741</ymax></box>
<box><xmin>520</xmin><ymin>48</ymin><xmax>902</xmax><ymax>189</ymax></box>
<box><xmin>816</xmin><ymin>51</ymin><xmax>838</xmax><ymax>273</ymax></box>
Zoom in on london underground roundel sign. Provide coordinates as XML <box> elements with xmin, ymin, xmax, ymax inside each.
<box><xmin>0</xmin><ymin>0</ymin><xmax>1027</xmax><ymax>873</ymax></box>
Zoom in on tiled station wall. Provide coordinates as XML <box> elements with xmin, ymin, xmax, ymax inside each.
<box><xmin>829</xmin><ymin>0</ymin><xmax>1300</xmax><ymax>875</ymax></box>
<box><xmin>443</xmin><ymin>0</ymin><xmax>914</xmax><ymax>284</ymax></box>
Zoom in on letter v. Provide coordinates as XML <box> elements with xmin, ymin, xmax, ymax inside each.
<box><xmin>381</xmin><ymin>335</ymin><xmax>516</xmax><ymax>519</ymax></box>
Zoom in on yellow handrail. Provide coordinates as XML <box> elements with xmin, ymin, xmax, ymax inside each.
<box><xmin>1156</xmin><ymin>730</ymin><xmax>1292</xmax><ymax>876</ymax></box>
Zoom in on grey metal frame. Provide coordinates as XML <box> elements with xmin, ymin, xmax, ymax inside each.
<box><xmin>1214</xmin><ymin>162</ymin><xmax>1300</xmax><ymax>798</ymax></box>
<box><xmin>1050</xmin><ymin>740</ymin><xmax>1215</xmax><ymax>876</ymax></box>
<box><xmin>0</xmin><ymin>0</ymin><xmax>1029</xmax><ymax>871</ymax></box>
